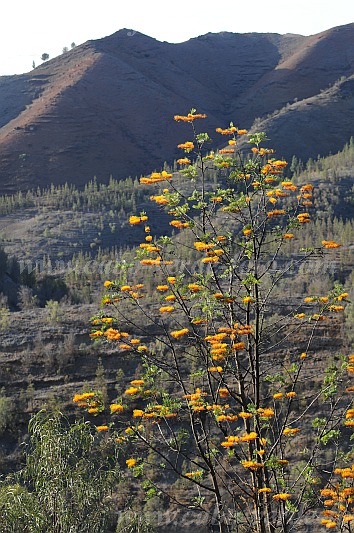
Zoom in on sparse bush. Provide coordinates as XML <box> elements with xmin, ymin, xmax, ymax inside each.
<box><xmin>0</xmin><ymin>391</ymin><xmax>16</xmax><ymax>436</ymax></box>
<box><xmin>45</xmin><ymin>299</ymin><xmax>62</xmax><ymax>323</ymax></box>
<box><xmin>17</xmin><ymin>286</ymin><xmax>38</xmax><ymax>310</ymax></box>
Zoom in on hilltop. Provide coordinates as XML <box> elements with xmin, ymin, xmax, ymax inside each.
<box><xmin>0</xmin><ymin>23</ymin><xmax>352</xmax><ymax>193</ymax></box>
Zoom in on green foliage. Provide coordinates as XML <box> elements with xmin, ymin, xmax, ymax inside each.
<box><xmin>0</xmin><ymin>307</ymin><xmax>9</xmax><ymax>330</ymax></box>
<box><xmin>0</xmin><ymin>390</ymin><xmax>16</xmax><ymax>436</ymax></box>
<box><xmin>0</xmin><ymin>176</ymin><xmax>151</xmax><ymax>216</ymax></box>
<box><xmin>44</xmin><ymin>299</ymin><xmax>62</xmax><ymax>323</ymax></box>
<box><xmin>0</xmin><ymin>410</ymin><xmax>120</xmax><ymax>532</ymax></box>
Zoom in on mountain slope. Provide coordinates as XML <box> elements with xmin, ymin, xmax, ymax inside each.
<box><xmin>244</xmin><ymin>74</ymin><xmax>354</xmax><ymax>161</ymax></box>
<box><xmin>0</xmin><ymin>23</ymin><xmax>352</xmax><ymax>194</ymax></box>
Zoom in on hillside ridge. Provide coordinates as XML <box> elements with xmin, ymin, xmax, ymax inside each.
<box><xmin>0</xmin><ymin>23</ymin><xmax>352</xmax><ymax>194</ymax></box>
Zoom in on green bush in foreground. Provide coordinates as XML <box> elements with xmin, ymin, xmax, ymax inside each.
<box><xmin>0</xmin><ymin>410</ymin><xmax>120</xmax><ymax>532</ymax></box>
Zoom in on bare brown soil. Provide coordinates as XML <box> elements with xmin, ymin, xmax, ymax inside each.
<box><xmin>0</xmin><ymin>24</ymin><xmax>352</xmax><ymax>194</ymax></box>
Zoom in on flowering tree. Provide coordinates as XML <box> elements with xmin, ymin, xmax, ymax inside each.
<box><xmin>76</xmin><ymin>111</ymin><xmax>352</xmax><ymax>532</ymax></box>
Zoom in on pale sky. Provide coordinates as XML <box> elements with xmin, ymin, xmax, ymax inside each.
<box><xmin>0</xmin><ymin>0</ymin><xmax>353</xmax><ymax>76</ymax></box>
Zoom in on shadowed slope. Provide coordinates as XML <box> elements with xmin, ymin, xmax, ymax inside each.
<box><xmin>0</xmin><ymin>24</ymin><xmax>352</xmax><ymax>193</ymax></box>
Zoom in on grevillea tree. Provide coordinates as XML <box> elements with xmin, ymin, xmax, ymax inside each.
<box><xmin>75</xmin><ymin>111</ymin><xmax>353</xmax><ymax>532</ymax></box>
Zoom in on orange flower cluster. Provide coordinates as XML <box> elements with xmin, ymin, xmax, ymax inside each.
<box><xmin>237</xmin><ymin>324</ymin><xmax>253</xmax><ymax>335</ymax></box>
<box><xmin>335</xmin><ymin>292</ymin><xmax>348</xmax><ymax>301</ymax></box>
<box><xmin>267</xmin><ymin>209</ymin><xmax>286</xmax><ymax>218</ymax></box>
<box><xmin>257</xmin><ymin>407</ymin><xmax>275</xmax><ymax>418</ymax></box>
<box><xmin>102</xmin><ymin>328</ymin><xmax>130</xmax><ymax>342</ymax></box>
<box><xmin>174</xmin><ymin>113</ymin><xmax>207</xmax><ymax>122</ymax></box>
<box><xmin>262</xmin><ymin>164</ymin><xmax>282</xmax><ymax>176</ymax></box>
<box><xmin>297</xmin><ymin>212</ymin><xmax>311</xmax><ymax>223</ymax></box>
<box><xmin>219</xmin><ymin>388</ymin><xmax>230</xmax><ymax>398</ymax></box>
<box><xmin>322</xmin><ymin>240</ymin><xmax>342</xmax><ymax>249</ymax></box>
<box><xmin>221</xmin><ymin>435</ymin><xmax>240</xmax><ymax>447</ymax></box>
<box><xmin>320</xmin><ymin>519</ymin><xmax>337</xmax><ymax>528</ymax></box>
<box><xmin>124</xmin><ymin>379</ymin><xmax>145</xmax><ymax>396</ymax></box>
<box><xmin>320</xmin><ymin>469</ymin><xmax>354</xmax><ymax>529</ymax></box>
<box><xmin>129</xmin><ymin>215</ymin><xmax>148</xmax><ymax>225</ymax></box>
<box><xmin>159</xmin><ymin>305</ymin><xmax>175</xmax><ymax>313</ymax></box>
<box><xmin>156</xmin><ymin>285</ymin><xmax>169</xmax><ymax>291</ymax></box>
<box><xmin>124</xmin><ymin>387</ymin><xmax>139</xmax><ymax>396</ymax></box>
<box><xmin>334</xmin><ymin>465</ymin><xmax>354</xmax><ymax>480</ymax></box>
<box><xmin>90</xmin><ymin>330</ymin><xmax>104</xmax><ymax>338</ymax></box>
<box><xmin>239</xmin><ymin>411</ymin><xmax>253</xmax><ymax>419</ymax></box>
<box><xmin>194</xmin><ymin>241</ymin><xmax>215</xmax><ymax>251</ymax></box>
<box><xmin>140</xmin><ymin>243</ymin><xmax>161</xmax><ymax>254</ymax></box>
<box><xmin>131</xmin><ymin>379</ymin><xmax>144</xmax><ymax>386</ymax></box>
<box><xmin>347</xmin><ymin>354</ymin><xmax>354</xmax><ymax>374</ymax></box>
<box><xmin>140</xmin><ymin>171</ymin><xmax>173</xmax><ymax>184</ymax></box>
<box><xmin>232</xmin><ymin>341</ymin><xmax>246</xmax><ymax>351</ymax></box>
<box><xmin>281</xmin><ymin>181</ymin><xmax>297</xmax><ymax>191</ymax></box>
<box><xmin>240</xmin><ymin>431</ymin><xmax>258</xmax><ymax>442</ymax></box>
<box><xmin>273</xmin><ymin>393</ymin><xmax>283</xmax><ymax>399</ymax></box>
<box><xmin>283</xmin><ymin>427</ymin><xmax>300</xmax><ymax>436</ymax></box>
<box><xmin>311</xmin><ymin>313</ymin><xmax>326</xmax><ymax>321</ymax></box>
<box><xmin>73</xmin><ymin>391</ymin><xmax>104</xmax><ymax>415</ymax></box>
<box><xmin>242</xmin><ymin>460</ymin><xmax>264</xmax><ymax>471</ymax></box>
<box><xmin>208</xmin><ymin>366</ymin><xmax>223</xmax><ymax>373</ymax></box>
<box><xmin>328</xmin><ymin>305</ymin><xmax>345</xmax><ymax>312</ymax></box>
<box><xmin>73</xmin><ymin>392</ymin><xmax>95</xmax><ymax>404</ymax></box>
<box><xmin>110</xmin><ymin>403</ymin><xmax>124</xmax><ymax>414</ymax></box>
<box><xmin>219</xmin><ymin>148</ymin><xmax>235</xmax><ymax>154</ymax></box>
<box><xmin>140</xmin><ymin>258</ymin><xmax>174</xmax><ymax>266</ymax></box>
<box><xmin>170</xmin><ymin>328</ymin><xmax>189</xmax><ymax>339</ymax></box>
<box><xmin>345</xmin><ymin>408</ymin><xmax>354</xmax><ymax>427</ymax></box>
<box><xmin>286</xmin><ymin>391</ymin><xmax>297</xmax><ymax>398</ymax></box>
<box><xmin>188</xmin><ymin>283</ymin><xmax>202</xmax><ymax>292</ymax></box>
<box><xmin>216</xmin><ymin>413</ymin><xmax>238</xmax><ymax>422</ymax></box>
<box><xmin>184</xmin><ymin>470</ymin><xmax>203</xmax><ymax>478</ymax></box>
<box><xmin>170</xmin><ymin>220</ymin><xmax>189</xmax><ymax>229</ymax></box>
<box><xmin>300</xmin><ymin>184</ymin><xmax>314</xmax><ymax>192</ymax></box>
<box><xmin>273</xmin><ymin>493</ymin><xmax>291</xmax><ymax>501</ymax></box>
<box><xmin>202</xmin><ymin>256</ymin><xmax>219</xmax><ymax>264</ymax></box>
<box><xmin>114</xmin><ymin>283</ymin><xmax>145</xmax><ymax>299</ymax></box>
<box><xmin>183</xmin><ymin>387</ymin><xmax>208</xmax><ymax>411</ymax></box>
<box><xmin>177</xmin><ymin>141</ymin><xmax>194</xmax><ymax>150</ymax></box>
<box><xmin>150</xmin><ymin>194</ymin><xmax>170</xmax><ymax>205</ymax></box>
<box><xmin>205</xmin><ymin>332</ymin><xmax>229</xmax><ymax>361</ymax></box>
<box><xmin>216</xmin><ymin>126</ymin><xmax>237</xmax><ymax>135</ymax></box>
<box><xmin>269</xmin><ymin>159</ymin><xmax>287</xmax><ymax>168</ymax></box>
<box><xmin>252</xmin><ymin>147</ymin><xmax>274</xmax><ymax>156</ymax></box>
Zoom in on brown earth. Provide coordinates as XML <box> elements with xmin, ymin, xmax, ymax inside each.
<box><xmin>0</xmin><ymin>23</ymin><xmax>353</xmax><ymax>194</ymax></box>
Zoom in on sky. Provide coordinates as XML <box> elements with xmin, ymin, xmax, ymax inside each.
<box><xmin>0</xmin><ymin>0</ymin><xmax>353</xmax><ymax>76</ymax></box>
